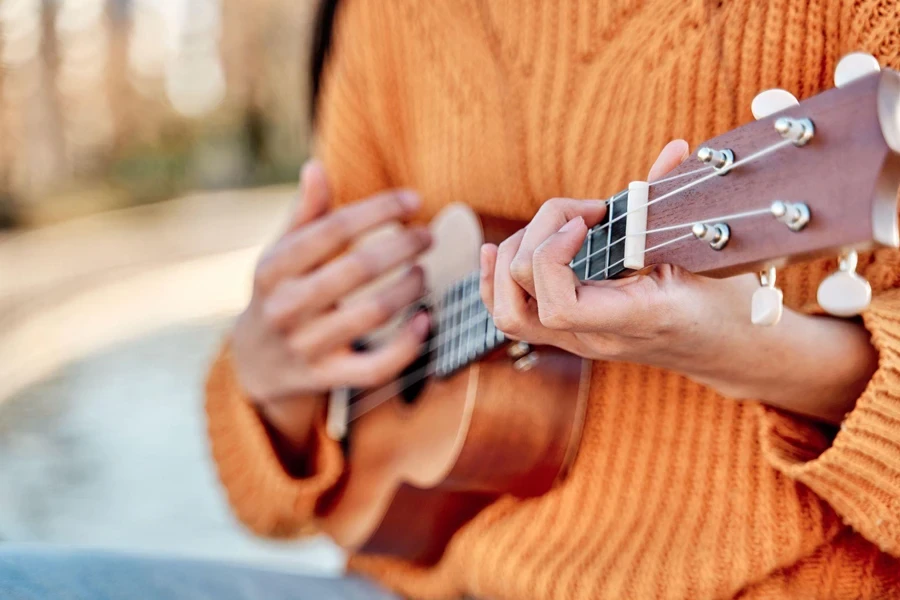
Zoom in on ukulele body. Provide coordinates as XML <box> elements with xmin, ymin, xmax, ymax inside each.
<box><xmin>317</xmin><ymin>204</ymin><xmax>590</xmax><ymax>565</ymax></box>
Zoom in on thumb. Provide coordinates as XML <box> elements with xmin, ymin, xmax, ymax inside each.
<box><xmin>288</xmin><ymin>159</ymin><xmax>330</xmax><ymax>231</ymax></box>
<box><xmin>647</xmin><ymin>139</ymin><xmax>690</xmax><ymax>182</ymax></box>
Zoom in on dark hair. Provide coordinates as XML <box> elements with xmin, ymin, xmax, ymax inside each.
<box><xmin>310</xmin><ymin>0</ymin><xmax>341</xmax><ymax>123</ymax></box>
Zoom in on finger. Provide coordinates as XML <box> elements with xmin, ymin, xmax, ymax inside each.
<box><xmin>510</xmin><ymin>198</ymin><xmax>606</xmax><ymax>297</ymax></box>
<box><xmin>492</xmin><ymin>229</ymin><xmax>541</xmax><ymax>340</ymax></box>
<box><xmin>319</xmin><ymin>312</ymin><xmax>431</xmax><ymax>389</ymax></box>
<box><xmin>647</xmin><ymin>139</ymin><xmax>690</xmax><ymax>182</ymax></box>
<box><xmin>531</xmin><ymin>217</ymin><xmax>586</xmax><ymax>329</ymax></box>
<box><xmin>533</xmin><ymin>217</ymin><xmax>642</xmax><ymax>333</ymax></box>
<box><xmin>287</xmin><ymin>266</ymin><xmax>426</xmax><ymax>358</ymax></box>
<box><xmin>264</xmin><ymin>227</ymin><xmax>432</xmax><ymax>329</ymax></box>
<box><xmin>287</xmin><ymin>160</ymin><xmax>330</xmax><ymax>231</ymax></box>
<box><xmin>257</xmin><ymin>189</ymin><xmax>422</xmax><ymax>290</ymax></box>
<box><xmin>479</xmin><ymin>244</ymin><xmax>498</xmax><ymax>315</ymax></box>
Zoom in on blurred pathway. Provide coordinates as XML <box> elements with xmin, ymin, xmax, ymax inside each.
<box><xmin>0</xmin><ymin>188</ymin><xmax>345</xmax><ymax>574</ymax></box>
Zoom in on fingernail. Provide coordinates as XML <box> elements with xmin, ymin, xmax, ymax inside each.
<box><xmin>411</xmin><ymin>312</ymin><xmax>431</xmax><ymax>338</ymax></box>
<box><xmin>398</xmin><ymin>190</ymin><xmax>421</xmax><ymax>211</ymax></box>
<box><xmin>559</xmin><ymin>216</ymin><xmax>584</xmax><ymax>233</ymax></box>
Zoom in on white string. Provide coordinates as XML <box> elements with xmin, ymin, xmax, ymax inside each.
<box><xmin>347</xmin><ymin>229</ymin><xmax>693</xmax><ymax>417</ymax></box>
<box><xmin>580</xmin><ymin>139</ymin><xmax>792</xmax><ymax>246</ymax></box>
<box><xmin>570</xmin><ymin>205</ymin><xmax>774</xmax><ymax>272</ymax></box>
<box><xmin>343</xmin><ymin>140</ymin><xmax>796</xmax><ymax>423</ymax></box>
<box><xmin>647</xmin><ymin>164</ymin><xmax>716</xmax><ymax>186</ymax></box>
<box><xmin>586</xmin><ymin>233</ymin><xmax>694</xmax><ymax>281</ymax></box>
<box><xmin>570</xmin><ymin>139</ymin><xmax>793</xmax><ymax>273</ymax></box>
<box><xmin>349</xmin><ymin>363</ymin><xmax>435</xmax><ymax>421</ymax></box>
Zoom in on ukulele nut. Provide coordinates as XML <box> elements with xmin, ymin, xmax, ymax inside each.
<box><xmin>513</xmin><ymin>352</ymin><xmax>541</xmax><ymax>372</ymax></box>
<box><xmin>507</xmin><ymin>341</ymin><xmax>532</xmax><ymax>359</ymax></box>
<box><xmin>770</xmin><ymin>201</ymin><xmax>810</xmax><ymax>231</ymax></box>
<box><xmin>774</xmin><ymin>117</ymin><xmax>814</xmax><ymax>146</ymax></box>
<box><xmin>691</xmin><ymin>222</ymin><xmax>730</xmax><ymax>250</ymax></box>
<box><xmin>697</xmin><ymin>147</ymin><xmax>734</xmax><ymax>175</ymax></box>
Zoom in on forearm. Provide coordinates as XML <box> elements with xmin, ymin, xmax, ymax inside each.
<box><xmin>691</xmin><ymin>310</ymin><xmax>879</xmax><ymax>424</ymax></box>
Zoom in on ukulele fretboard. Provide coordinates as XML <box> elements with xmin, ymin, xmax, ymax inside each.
<box><xmin>433</xmin><ymin>273</ymin><xmax>505</xmax><ymax>378</ymax></box>
<box><xmin>570</xmin><ymin>190</ymin><xmax>630</xmax><ymax>282</ymax></box>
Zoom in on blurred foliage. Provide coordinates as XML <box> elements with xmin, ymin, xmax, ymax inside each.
<box><xmin>0</xmin><ymin>0</ymin><xmax>315</xmax><ymax>228</ymax></box>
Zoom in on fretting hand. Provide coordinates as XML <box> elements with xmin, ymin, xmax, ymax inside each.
<box><xmin>480</xmin><ymin>140</ymin><xmax>879</xmax><ymax>424</ymax></box>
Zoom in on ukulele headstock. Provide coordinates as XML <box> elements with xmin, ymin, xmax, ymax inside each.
<box><xmin>641</xmin><ymin>63</ymin><xmax>900</xmax><ymax>279</ymax></box>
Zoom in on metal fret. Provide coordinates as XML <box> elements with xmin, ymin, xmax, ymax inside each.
<box><xmin>584</xmin><ymin>221</ymin><xmax>592</xmax><ymax>280</ymax></box>
<box><xmin>604</xmin><ymin>196</ymin><xmax>614</xmax><ymax>279</ymax></box>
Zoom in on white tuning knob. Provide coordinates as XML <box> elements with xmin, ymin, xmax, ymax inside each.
<box><xmin>751</xmin><ymin>266</ymin><xmax>784</xmax><ymax>326</ymax></box>
<box><xmin>751</xmin><ymin>88</ymin><xmax>799</xmax><ymax>120</ymax></box>
<box><xmin>817</xmin><ymin>250</ymin><xmax>872</xmax><ymax>317</ymax></box>
<box><xmin>834</xmin><ymin>52</ymin><xmax>880</xmax><ymax>88</ymax></box>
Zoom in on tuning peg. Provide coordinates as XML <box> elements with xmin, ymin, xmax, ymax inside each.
<box><xmin>751</xmin><ymin>266</ymin><xmax>784</xmax><ymax>326</ymax></box>
<box><xmin>817</xmin><ymin>250</ymin><xmax>872</xmax><ymax>317</ymax></box>
<box><xmin>751</xmin><ymin>88</ymin><xmax>799</xmax><ymax>120</ymax></box>
<box><xmin>834</xmin><ymin>52</ymin><xmax>880</xmax><ymax>88</ymax></box>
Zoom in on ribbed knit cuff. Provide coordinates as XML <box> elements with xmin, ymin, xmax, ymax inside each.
<box><xmin>760</xmin><ymin>291</ymin><xmax>900</xmax><ymax>557</ymax></box>
<box><xmin>205</xmin><ymin>343</ymin><xmax>344</xmax><ymax>538</ymax></box>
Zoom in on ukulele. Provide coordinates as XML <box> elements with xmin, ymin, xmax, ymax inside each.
<box><xmin>317</xmin><ymin>52</ymin><xmax>900</xmax><ymax>565</ymax></box>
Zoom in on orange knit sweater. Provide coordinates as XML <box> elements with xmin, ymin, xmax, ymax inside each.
<box><xmin>206</xmin><ymin>1</ymin><xmax>900</xmax><ymax>598</ymax></box>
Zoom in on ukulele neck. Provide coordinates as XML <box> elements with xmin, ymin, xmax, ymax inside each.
<box><xmin>569</xmin><ymin>190</ymin><xmax>630</xmax><ymax>282</ymax></box>
<box><xmin>433</xmin><ymin>273</ymin><xmax>506</xmax><ymax>377</ymax></box>
<box><xmin>434</xmin><ymin>190</ymin><xmax>632</xmax><ymax>377</ymax></box>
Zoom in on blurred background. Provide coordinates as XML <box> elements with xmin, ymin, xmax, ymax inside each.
<box><xmin>0</xmin><ymin>0</ymin><xmax>344</xmax><ymax>574</ymax></box>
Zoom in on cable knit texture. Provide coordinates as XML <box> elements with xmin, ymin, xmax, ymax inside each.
<box><xmin>205</xmin><ymin>1</ymin><xmax>900</xmax><ymax>598</ymax></box>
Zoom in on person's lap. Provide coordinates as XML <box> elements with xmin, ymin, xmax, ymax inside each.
<box><xmin>0</xmin><ymin>546</ymin><xmax>400</xmax><ymax>600</ymax></box>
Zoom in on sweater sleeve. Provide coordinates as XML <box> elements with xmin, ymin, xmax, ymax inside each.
<box><xmin>205</xmin><ymin>0</ymin><xmax>392</xmax><ymax>538</ymax></box>
<box><xmin>759</xmin><ymin>0</ymin><xmax>900</xmax><ymax>559</ymax></box>
<box><xmin>205</xmin><ymin>345</ymin><xmax>344</xmax><ymax>537</ymax></box>
<box><xmin>760</xmin><ymin>288</ymin><xmax>900</xmax><ymax>557</ymax></box>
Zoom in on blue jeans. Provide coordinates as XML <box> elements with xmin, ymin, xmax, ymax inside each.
<box><xmin>0</xmin><ymin>547</ymin><xmax>400</xmax><ymax>600</ymax></box>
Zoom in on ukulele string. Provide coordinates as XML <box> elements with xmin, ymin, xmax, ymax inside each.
<box><xmin>383</xmin><ymin>141</ymin><xmax>787</xmax><ymax>327</ymax></box>
<box><xmin>571</xmin><ymin>138</ymin><xmax>794</xmax><ymax>272</ymax></box>
<box><xmin>580</xmin><ymin>164</ymin><xmax>712</xmax><ymax>235</ymax></box>
<box><xmin>570</xmin><ymin>205</ymin><xmax>775</xmax><ymax>272</ymax></box>
<box><xmin>435</xmin><ymin>204</ymin><xmax>774</xmax><ymax>323</ymax></box>
<box><xmin>343</xmin><ymin>139</ymin><xmax>796</xmax><ymax>421</ymax></box>
<box><xmin>345</xmin><ymin>228</ymin><xmax>701</xmax><ymax>419</ymax></box>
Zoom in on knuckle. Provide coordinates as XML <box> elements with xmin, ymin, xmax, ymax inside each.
<box><xmin>286</xmin><ymin>336</ymin><xmax>315</xmax><ymax>361</ymax></box>
<box><xmin>260</xmin><ymin>299</ymin><xmax>289</xmax><ymax>330</ymax></box>
<box><xmin>366</xmin><ymin>296</ymin><xmax>395</xmax><ymax>325</ymax></box>
<box><xmin>253</xmin><ymin>255</ymin><xmax>278</xmax><ymax>293</ymax></box>
<box><xmin>497</xmin><ymin>236</ymin><xmax>518</xmax><ymax>256</ymax></box>
<box><xmin>383</xmin><ymin>191</ymin><xmax>408</xmax><ymax>217</ymax></box>
<box><xmin>544</xmin><ymin>197</ymin><xmax>566</xmax><ymax>212</ymax></box>
<box><xmin>538</xmin><ymin>303</ymin><xmax>571</xmax><ymax>330</ymax></box>
<box><xmin>492</xmin><ymin>312</ymin><xmax>521</xmax><ymax>336</ymax></box>
<box><xmin>323</xmin><ymin>210</ymin><xmax>353</xmax><ymax>239</ymax></box>
<box><xmin>531</xmin><ymin>243</ymin><xmax>554</xmax><ymax>269</ymax></box>
<box><xmin>508</xmin><ymin>255</ymin><xmax>532</xmax><ymax>285</ymax></box>
<box><xmin>347</xmin><ymin>252</ymin><xmax>380</xmax><ymax>282</ymax></box>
